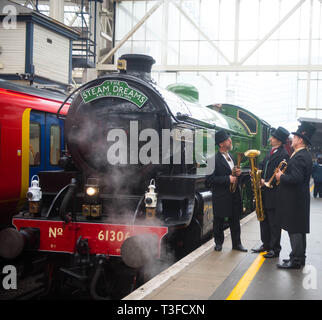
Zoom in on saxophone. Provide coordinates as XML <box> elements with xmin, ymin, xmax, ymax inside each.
<box><xmin>230</xmin><ymin>152</ymin><xmax>244</xmax><ymax>193</ymax></box>
<box><xmin>244</xmin><ymin>149</ymin><xmax>265</xmax><ymax>221</ymax></box>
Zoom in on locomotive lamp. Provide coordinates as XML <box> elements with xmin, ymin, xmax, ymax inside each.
<box><xmin>83</xmin><ymin>178</ymin><xmax>101</xmax><ymax>218</ymax></box>
<box><xmin>26</xmin><ymin>175</ymin><xmax>42</xmax><ymax>215</ymax></box>
<box><xmin>86</xmin><ymin>186</ymin><xmax>98</xmax><ymax>197</ymax></box>
<box><xmin>145</xmin><ymin>179</ymin><xmax>157</xmax><ymax>219</ymax></box>
<box><xmin>84</xmin><ymin>178</ymin><xmax>100</xmax><ymax>202</ymax></box>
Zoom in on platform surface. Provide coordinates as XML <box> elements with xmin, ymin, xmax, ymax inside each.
<box><xmin>124</xmin><ymin>195</ymin><xmax>322</xmax><ymax>300</ymax></box>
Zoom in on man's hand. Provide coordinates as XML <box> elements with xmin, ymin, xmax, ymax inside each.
<box><xmin>275</xmin><ymin>169</ymin><xmax>283</xmax><ymax>182</ymax></box>
<box><xmin>229</xmin><ymin>175</ymin><xmax>237</xmax><ymax>184</ymax></box>
<box><xmin>235</xmin><ymin>168</ymin><xmax>242</xmax><ymax>177</ymax></box>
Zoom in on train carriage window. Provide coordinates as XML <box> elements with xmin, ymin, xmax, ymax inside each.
<box><xmin>262</xmin><ymin>125</ymin><xmax>269</xmax><ymax>147</ymax></box>
<box><xmin>237</xmin><ymin>110</ymin><xmax>257</xmax><ymax>134</ymax></box>
<box><xmin>30</xmin><ymin>123</ymin><xmax>40</xmax><ymax>166</ymax></box>
<box><xmin>50</xmin><ymin>125</ymin><xmax>61</xmax><ymax>165</ymax></box>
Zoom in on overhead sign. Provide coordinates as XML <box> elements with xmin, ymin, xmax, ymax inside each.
<box><xmin>81</xmin><ymin>80</ymin><xmax>148</xmax><ymax>108</ymax></box>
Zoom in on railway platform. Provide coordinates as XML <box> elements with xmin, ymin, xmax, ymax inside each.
<box><xmin>124</xmin><ymin>194</ymin><xmax>322</xmax><ymax>301</ymax></box>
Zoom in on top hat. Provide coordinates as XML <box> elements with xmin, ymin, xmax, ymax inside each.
<box><xmin>292</xmin><ymin>122</ymin><xmax>316</xmax><ymax>145</ymax></box>
<box><xmin>271</xmin><ymin>126</ymin><xmax>290</xmax><ymax>144</ymax></box>
<box><xmin>215</xmin><ymin>130</ymin><xmax>230</xmax><ymax>145</ymax></box>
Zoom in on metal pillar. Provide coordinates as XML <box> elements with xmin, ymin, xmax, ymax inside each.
<box><xmin>49</xmin><ymin>0</ymin><xmax>65</xmax><ymax>23</ymax></box>
<box><xmin>99</xmin><ymin>0</ymin><xmax>163</xmax><ymax>64</ymax></box>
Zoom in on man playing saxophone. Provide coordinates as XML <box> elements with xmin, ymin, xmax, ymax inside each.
<box><xmin>251</xmin><ymin>127</ymin><xmax>290</xmax><ymax>258</ymax></box>
<box><xmin>206</xmin><ymin>130</ymin><xmax>247</xmax><ymax>252</ymax></box>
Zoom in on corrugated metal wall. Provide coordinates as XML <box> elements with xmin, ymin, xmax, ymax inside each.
<box><xmin>0</xmin><ymin>21</ymin><xmax>26</xmax><ymax>74</ymax></box>
<box><xmin>33</xmin><ymin>24</ymin><xmax>69</xmax><ymax>84</ymax></box>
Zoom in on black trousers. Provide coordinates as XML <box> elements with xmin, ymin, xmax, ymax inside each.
<box><xmin>288</xmin><ymin>232</ymin><xmax>306</xmax><ymax>264</ymax></box>
<box><xmin>313</xmin><ymin>182</ymin><xmax>322</xmax><ymax>198</ymax></box>
<box><xmin>213</xmin><ymin>211</ymin><xmax>241</xmax><ymax>247</ymax></box>
<box><xmin>259</xmin><ymin>208</ymin><xmax>281</xmax><ymax>253</ymax></box>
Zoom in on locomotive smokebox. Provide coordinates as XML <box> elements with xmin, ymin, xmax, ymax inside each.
<box><xmin>65</xmin><ymin>54</ymin><xmax>170</xmax><ymax>194</ymax></box>
<box><xmin>121</xmin><ymin>234</ymin><xmax>159</xmax><ymax>268</ymax></box>
<box><xmin>118</xmin><ymin>54</ymin><xmax>155</xmax><ymax>80</ymax></box>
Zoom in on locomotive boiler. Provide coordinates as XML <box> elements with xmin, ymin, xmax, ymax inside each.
<box><xmin>1</xmin><ymin>54</ymin><xmax>270</xmax><ymax>299</ymax></box>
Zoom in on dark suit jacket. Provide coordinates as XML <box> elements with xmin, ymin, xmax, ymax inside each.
<box><xmin>276</xmin><ymin>148</ymin><xmax>313</xmax><ymax>233</ymax></box>
<box><xmin>260</xmin><ymin>146</ymin><xmax>290</xmax><ymax>209</ymax></box>
<box><xmin>206</xmin><ymin>151</ymin><xmax>242</xmax><ymax>218</ymax></box>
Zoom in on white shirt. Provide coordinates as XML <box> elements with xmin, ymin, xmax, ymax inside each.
<box><xmin>221</xmin><ymin>152</ymin><xmax>235</xmax><ymax>171</ymax></box>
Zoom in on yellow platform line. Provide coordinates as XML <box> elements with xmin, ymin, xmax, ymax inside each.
<box><xmin>226</xmin><ymin>252</ymin><xmax>266</xmax><ymax>300</ymax></box>
<box><xmin>310</xmin><ymin>184</ymin><xmax>314</xmax><ymax>193</ymax></box>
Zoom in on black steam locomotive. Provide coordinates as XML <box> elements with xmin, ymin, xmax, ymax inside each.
<box><xmin>4</xmin><ymin>54</ymin><xmax>221</xmax><ymax>299</ymax></box>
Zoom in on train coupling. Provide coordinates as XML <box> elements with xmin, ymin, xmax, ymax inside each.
<box><xmin>0</xmin><ymin>227</ymin><xmax>40</xmax><ymax>259</ymax></box>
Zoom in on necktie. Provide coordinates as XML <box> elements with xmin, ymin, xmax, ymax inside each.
<box><xmin>270</xmin><ymin>148</ymin><xmax>277</xmax><ymax>155</ymax></box>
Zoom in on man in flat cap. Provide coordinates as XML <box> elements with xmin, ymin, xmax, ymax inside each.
<box><xmin>252</xmin><ymin>126</ymin><xmax>290</xmax><ymax>258</ymax></box>
<box><xmin>275</xmin><ymin>122</ymin><xmax>316</xmax><ymax>269</ymax></box>
<box><xmin>206</xmin><ymin>130</ymin><xmax>247</xmax><ymax>252</ymax></box>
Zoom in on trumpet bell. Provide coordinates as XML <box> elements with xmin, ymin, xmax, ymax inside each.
<box><xmin>244</xmin><ymin>149</ymin><xmax>261</xmax><ymax>158</ymax></box>
<box><xmin>264</xmin><ymin>182</ymin><xmax>273</xmax><ymax>189</ymax></box>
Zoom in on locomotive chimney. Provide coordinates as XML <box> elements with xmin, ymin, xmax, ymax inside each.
<box><xmin>117</xmin><ymin>54</ymin><xmax>155</xmax><ymax>80</ymax></box>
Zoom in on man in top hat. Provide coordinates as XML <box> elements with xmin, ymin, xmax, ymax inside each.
<box><xmin>251</xmin><ymin>126</ymin><xmax>290</xmax><ymax>258</ymax></box>
<box><xmin>275</xmin><ymin>122</ymin><xmax>316</xmax><ymax>269</ymax></box>
<box><xmin>206</xmin><ymin>129</ymin><xmax>247</xmax><ymax>252</ymax></box>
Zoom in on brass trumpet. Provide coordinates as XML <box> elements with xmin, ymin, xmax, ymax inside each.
<box><xmin>244</xmin><ymin>149</ymin><xmax>265</xmax><ymax>222</ymax></box>
<box><xmin>264</xmin><ymin>160</ymin><xmax>288</xmax><ymax>188</ymax></box>
<box><xmin>230</xmin><ymin>152</ymin><xmax>244</xmax><ymax>193</ymax></box>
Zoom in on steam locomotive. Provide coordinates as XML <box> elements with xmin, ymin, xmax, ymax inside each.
<box><xmin>0</xmin><ymin>54</ymin><xmax>271</xmax><ymax>299</ymax></box>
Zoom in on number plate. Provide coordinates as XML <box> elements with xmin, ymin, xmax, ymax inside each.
<box><xmin>13</xmin><ymin>218</ymin><xmax>168</xmax><ymax>257</ymax></box>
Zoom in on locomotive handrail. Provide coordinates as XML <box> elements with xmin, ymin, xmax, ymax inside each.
<box><xmin>45</xmin><ymin>184</ymin><xmax>70</xmax><ymax>218</ymax></box>
<box><xmin>56</xmin><ymin>74</ymin><xmax>165</xmax><ymax>120</ymax></box>
<box><xmin>56</xmin><ymin>73</ymin><xmax>195</xmax><ymax>129</ymax></box>
<box><xmin>176</xmin><ymin>113</ymin><xmax>216</xmax><ymax>130</ymax></box>
<box><xmin>56</xmin><ymin>77</ymin><xmax>109</xmax><ymax>119</ymax></box>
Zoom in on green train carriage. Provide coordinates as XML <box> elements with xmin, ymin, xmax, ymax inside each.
<box><xmin>167</xmin><ymin>83</ymin><xmax>271</xmax><ymax>214</ymax></box>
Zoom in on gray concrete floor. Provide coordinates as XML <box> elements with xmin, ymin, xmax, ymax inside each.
<box><xmin>143</xmin><ymin>196</ymin><xmax>322</xmax><ymax>300</ymax></box>
<box><xmin>240</xmin><ymin>196</ymin><xmax>322</xmax><ymax>300</ymax></box>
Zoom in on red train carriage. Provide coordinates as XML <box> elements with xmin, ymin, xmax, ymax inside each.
<box><xmin>0</xmin><ymin>80</ymin><xmax>68</xmax><ymax>226</ymax></box>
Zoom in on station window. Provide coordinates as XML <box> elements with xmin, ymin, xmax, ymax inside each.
<box><xmin>237</xmin><ymin>110</ymin><xmax>257</xmax><ymax>134</ymax></box>
<box><xmin>30</xmin><ymin>122</ymin><xmax>40</xmax><ymax>166</ymax></box>
<box><xmin>50</xmin><ymin>125</ymin><xmax>61</xmax><ymax>165</ymax></box>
